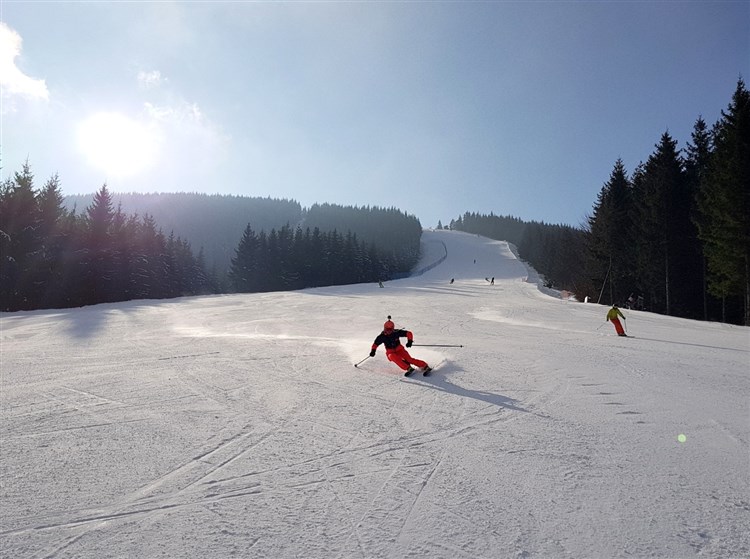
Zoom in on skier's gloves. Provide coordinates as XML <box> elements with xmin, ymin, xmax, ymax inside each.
<box><xmin>369</xmin><ymin>350</ymin><xmax>376</xmax><ymax>357</ymax></box>
<box><xmin>406</xmin><ymin>340</ymin><xmax>413</xmax><ymax>348</ymax></box>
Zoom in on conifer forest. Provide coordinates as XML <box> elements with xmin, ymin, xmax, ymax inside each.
<box><xmin>451</xmin><ymin>80</ymin><xmax>748</xmax><ymax>326</ymax></box>
<box><xmin>1</xmin><ymin>80</ymin><xmax>747</xmax><ymax>325</ymax></box>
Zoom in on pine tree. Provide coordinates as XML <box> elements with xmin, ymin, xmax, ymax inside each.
<box><xmin>0</xmin><ymin>162</ymin><xmax>40</xmax><ymax>310</ymax></box>
<box><xmin>229</xmin><ymin>223</ymin><xmax>260</xmax><ymax>292</ymax></box>
<box><xmin>83</xmin><ymin>184</ymin><xmax>116</xmax><ymax>304</ymax></box>
<box><xmin>36</xmin><ymin>174</ymin><xmax>69</xmax><ymax>307</ymax></box>
<box><xmin>133</xmin><ymin>214</ymin><xmax>166</xmax><ymax>300</ymax></box>
<box><xmin>696</xmin><ymin>79</ymin><xmax>750</xmax><ymax>324</ymax></box>
<box><xmin>631</xmin><ymin>132</ymin><xmax>686</xmax><ymax>315</ymax></box>
<box><xmin>110</xmin><ymin>209</ymin><xmax>138</xmax><ymax>302</ymax></box>
<box><xmin>192</xmin><ymin>247</ymin><xmax>213</xmax><ymax>294</ymax></box>
<box><xmin>686</xmin><ymin>117</ymin><xmax>714</xmax><ymax>320</ymax></box>
<box><xmin>587</xmin><ymin>159</ymin><xmax>634</xmax><ymax>305</ymax></box>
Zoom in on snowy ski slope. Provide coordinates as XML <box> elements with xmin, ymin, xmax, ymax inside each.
<box><xmin>1</xmin><ymin>229</ymin><xmax>748</xmax><ymax>558</ymax></box>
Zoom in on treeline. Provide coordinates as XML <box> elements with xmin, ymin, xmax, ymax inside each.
<box><xmin>452</xmin><ymin>79</ymin><xmax>749</xmax><ymax>325</ymax></box>
<box><xmin>1</xmin><ymin>171</ymin><xmax>215</xmax><ymax>311</ymax></box>
<box><xmin>6</xmin><ymin>80</ymin><xmax>745</xmax><ymax>321</ymax></box>
<box><xmin>584</xmin><ymin>79</ymin><xmax>748</xmax><ymax>325</ymax></box>
<box><xmin>229</xmin><ymin>212</ymin><xmax>421</xmax><ymax>293</ymax></box>
<box><xmin>304</xmin><ymin>203</ymin><xmax>422</xmax><ymax>273</ymax></box>
<box><xmin>1</xmin><ymin>170</ymin><xmax>422</xmax><ymax>311</ymax></box>
<box><xmin>62</xmin><ymin>194</ymin><xmax>423</xmax><ymax>284</ymax></box>
<box><xmin>64</xmin><ymin>192</ymin><xmax>304</xmax><ymax>282</ymax></box>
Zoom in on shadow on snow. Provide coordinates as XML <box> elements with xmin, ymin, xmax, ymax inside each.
<box><xmin>405</xmin><ymin>362</ymin><xmax>529</xmax><ymax>414</ymax></box>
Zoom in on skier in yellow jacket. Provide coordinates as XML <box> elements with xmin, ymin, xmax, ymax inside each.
<box><xmin>606</xmin><ymin>305</ymin><xmax>627</xmax><ymax>336</ymax></box>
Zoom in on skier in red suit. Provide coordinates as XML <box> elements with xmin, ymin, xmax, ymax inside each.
<box><xmin>370</xmin><ymin>316</ymin><xmax>431</xmax><ymax>376</ymax></box>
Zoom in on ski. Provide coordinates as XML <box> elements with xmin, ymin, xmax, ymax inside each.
<box><xmin>404</xmin><ymin>366</ymin><xmax>433</xmax><ymax>377</ymax></box>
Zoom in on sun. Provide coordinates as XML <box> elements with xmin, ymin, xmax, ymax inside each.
<box><xmin>77</xmin><ymin>112</ymin><xmax>160</xmax><ymax>178</ymax></box>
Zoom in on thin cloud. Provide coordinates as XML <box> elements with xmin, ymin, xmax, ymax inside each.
<box><xmin>0</xmin><ymin>23</ymin><xmax>48</xmax><ymax>104</ymax></box>
<box><xmin>143</xmin><ymin>99</ymin><xmax>228</xmax><ymax>149</ymax></box>
<box><xmin>137</xmin><ymin>70</ymin><xmax>165</xmax><ymax>90</ymax></box>
<box><xmin>139</xmin><ymin>98</ymin><xmax>230</xmax><ymax>189</ymax></box>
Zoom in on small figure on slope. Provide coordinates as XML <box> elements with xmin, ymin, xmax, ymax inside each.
<box><xmin>370</xmin><ymin>316</ymin><xmax>432</xmax><ymax>376</ymax></box>
<box><xmin>606</xmin><ymin>304</ymin><xmax>627</xmax><ymax>336</ymax></box>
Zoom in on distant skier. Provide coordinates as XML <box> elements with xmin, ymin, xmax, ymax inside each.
<box><xmin>490</xmin><ymin>277</ymin><xmax>494</xmax><ymax>285</ymax></box>
<box><xmin>450</xmin><ymin>278</ymin><xmax>454</xmax><ymax>284</ymax></box>
<box><xmin>606</xmin><ymin>304</ymin><xmax>627</xmax><ymax>336</ymax></box>
<box><xmin>370</xmin><ymin>316</ymin><xmax>431</xmax><ymax>376</ymax></box>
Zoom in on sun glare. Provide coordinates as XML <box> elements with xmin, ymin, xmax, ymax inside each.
<box><xmin>77</xmin><ymin>112</ymin><xmax>159</xmax><ymax>178</ymax></box>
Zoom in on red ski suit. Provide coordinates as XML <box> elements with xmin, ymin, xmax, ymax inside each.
<box><xmin>371</xmin><ymin>329</ymin><xmax>427</xmax><ymax>371</ymax></box>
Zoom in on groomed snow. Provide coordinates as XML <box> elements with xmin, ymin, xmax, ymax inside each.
<box><xmin>1</xmin><ymin>229</ymin><xmax>748</xmax><ymax>558</ymax></box>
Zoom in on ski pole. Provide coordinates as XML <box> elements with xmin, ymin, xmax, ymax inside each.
<box><xmin>412</xmin><ymin>344</ymin><xmax>464</xmax><ymax>348</ymax></box>
<box><xmin>354</xmin><ymin>355</ymin><xmax>371</xmax><ymax>368</ymax></box>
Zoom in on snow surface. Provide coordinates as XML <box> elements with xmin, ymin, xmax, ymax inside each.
<box><xmin>1</xmin><ymin>229</ymin><xmax>748</xmax><ymax>559</ymax></box>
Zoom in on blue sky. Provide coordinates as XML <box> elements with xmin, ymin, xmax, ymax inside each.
<box><xmin>1</xmin><ymin>2</ymin><xmax>748</xmax><ymax>228</ymax></box>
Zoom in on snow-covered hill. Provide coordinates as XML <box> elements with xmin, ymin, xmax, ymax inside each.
<box><xmin>2</xmin><ymin>229</ymin><xmax>748</xmax><ymax>558</ymax></box>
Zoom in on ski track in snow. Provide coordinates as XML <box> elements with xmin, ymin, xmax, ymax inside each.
<box><xmin>1</xmin><ymin>229</ymin><xmax>749</xmax><ymax>559</ymax></box>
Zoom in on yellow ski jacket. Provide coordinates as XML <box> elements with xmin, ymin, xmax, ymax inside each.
<box><xmin>606</xmin><ymin>307</ymin><xmax>625</xmax><ymax>321</ymax></box>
